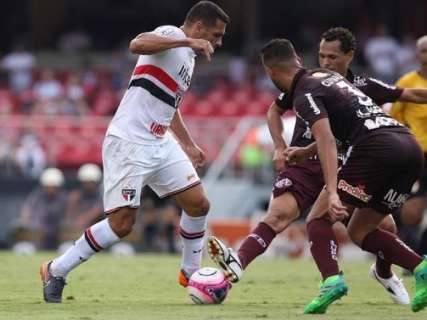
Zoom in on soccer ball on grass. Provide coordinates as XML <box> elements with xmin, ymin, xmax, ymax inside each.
<box><xmin>187</xmin><ymin>267</ymin><xmax>230</xmax><ymax>304</ymax></box>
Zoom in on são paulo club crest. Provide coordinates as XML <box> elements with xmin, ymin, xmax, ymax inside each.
<box><xmin>122</xmin><ymin>188</ymin><xmax>136</xmax><ymax>202</ymax></box>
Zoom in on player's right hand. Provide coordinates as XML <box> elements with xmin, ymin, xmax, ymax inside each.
<box><xmin>327</xmin><ymin>192</ymin><xmax>348</xmax><ymax>222</ymax></box>
<box><xmin>284</xmin><ymin>147</ymin><xmax>310</xmax><ymax>165</ymax></box>
<box><xmin>188</xmin><ymin>38</ymin><xmax>214</xmax><ymax>61</ymax></box>
<box><xmin>185</xmin><ymin>144</ymin><xmax>206</xmax><ymax>169</ymax></box>
<box><xmin>272</xmin><ymin>147</ymin><xmax>286</xmax><ymax>172</ymax></box>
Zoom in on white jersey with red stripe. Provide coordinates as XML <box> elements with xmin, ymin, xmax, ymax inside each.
<box><xmin>107</xmin><ymin>25</ymin><xmax>196</xmax><ymax>144</ymax></box>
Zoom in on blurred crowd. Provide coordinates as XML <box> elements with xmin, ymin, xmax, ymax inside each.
<box><xmin>0</xmin><ymin>25</ymin><xmax>421</xmax><ymax>117</ymax></box>
<box><xmin>10</xmin><ymin>164</ymin><xmax>181</xmax><ymax>253</ymax></box>
<box><xmin>0</xmin><ymin>26</ymin><xmax>422</xmax><ymax>180</ymax></box>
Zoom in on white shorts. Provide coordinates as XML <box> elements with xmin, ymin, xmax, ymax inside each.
<box><xmin>102</xmin><ymin>135</ymin><xmax>200</xmax><ymax>213</ymax></box>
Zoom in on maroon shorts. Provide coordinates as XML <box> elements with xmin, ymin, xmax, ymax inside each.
<box><xmin>272</xmin><ymin>159</ymin><xmax>324</xmax><ymax>212</ymax></box>
<box><xmin>338</xmin><ymin>129</ymin><xmax>424</xmax><ymax>214</ymax></box>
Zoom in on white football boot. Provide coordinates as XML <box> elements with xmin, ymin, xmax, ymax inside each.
<box><xmin>369</xmin><ymin>263</ymin><xmax>410</xmax><ymax>305</ymax></box>
<box><xmin>207</xmin><ymin>236</ymin><xmax>243</xmax><ymax>283</ymax></box>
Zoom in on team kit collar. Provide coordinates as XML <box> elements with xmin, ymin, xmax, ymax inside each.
<box><xmin>287</xmin><ymin>68</ymin><xmax>307</xmax><ymax>101</ymax></box>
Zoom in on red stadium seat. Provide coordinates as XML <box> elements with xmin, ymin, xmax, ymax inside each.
<box><xmin>0</xmin><ymin>89</ymin><xmax>18</xmax><ymax>114</ymax></box>
<box><xmin>92</xmin><ymin>90</ymin><xmax>118</xmax><ymax>116</ymax></box>
<box><xmin>256</xmin><ymin>91</ymin><xmax>275</xmax><ymax>106</ymax></box>
<box><xmin>205</xmin><ymin>89</ymin><xmax>227</xmax><ymax>107</ymax></box>
<box><xmin>180</xmin><ymin>92</ymin><xmax>197</xmax><ymax>115</ymax></box>
<box><xmin>191</xmin><ymin>100</ymin><xmax>215</xmax><ymax>117</ymax></box>
<box><xmin>245</xmin><ymin>101</ymin><xmax>269</xmax><ymax>116</ymax></box>
<box><xmin>231</xmin><ymin>90</ymin><xmax>252</xmax><ymax>107</ymax></box>
<box><xmin>218</xmin><ymin>100</ymin><xmax>243</xmax><ymax>117</ymax></box>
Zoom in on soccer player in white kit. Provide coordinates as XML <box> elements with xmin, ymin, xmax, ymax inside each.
<box><xmin>40</xmin><ymin>1</ymin><xmax>229</xmax><ymax>303</ymax></box>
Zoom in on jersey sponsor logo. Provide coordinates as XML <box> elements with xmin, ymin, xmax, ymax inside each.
<box><xmin>381</xmin><ymin>188</ymin><xmax>409</xmax><ymax>209</ymax></box>
<box><xmin>178</xmin><ymin>64</ymin><xmax>192</xmax><ymax>87</ymax></box>
<box><xmin>275</xmin><ymin>177</ymin><xmax>293</xmax><ymax>189</ymax></box>
<box><xmin>304</xmin><ymin>93</ymin><xmax>320</xmax><ymax>115</ymax></box>
<box><xmin>356</xmin><ymin>105</ymin><xmax>384</xmax><ymax>119</ymax></box>
<box><xmin>150</xmin><ymin>122</ymin><xmax>168</xmax><ymax>137</ymax></box>
<box><xmin>352</xmin><ymin>76</ymin><xmax>367</xmax><ymax>86</ymax></box>
<box><xmin>363</xmin><ymin>116</ymin><xmax>401</xmax><ymax>130</ymax></box>
<box><xmin>122</xmin><ymin>188</ymin><xmax>136</xmax><ymax>202</ymax></box>
<box><xmin>338</xmin><ymin>179</ymin><xmax>372</xmax><ymax>203</ymax></box>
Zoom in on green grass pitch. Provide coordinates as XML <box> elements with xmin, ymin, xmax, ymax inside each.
<box><xmin>0</xmin><ymin>251</ymin><xmax>426</xmax><ymax>320</ymax></box>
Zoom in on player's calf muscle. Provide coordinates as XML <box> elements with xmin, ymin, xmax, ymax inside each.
<box><xmin>108</xmin><ymin>208</ymin><xmax>137</xmax><ymax>237</ymax></box>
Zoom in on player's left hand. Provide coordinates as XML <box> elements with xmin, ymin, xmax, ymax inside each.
<box><xmin>185</xmin><ymin>145</ymin><xmax>206</xmax><ymax>169</ymax></box>
<box><xmin>328</xmin><ymin>192</ymin><xmax>348</xmax><ymax>221</ymax></box>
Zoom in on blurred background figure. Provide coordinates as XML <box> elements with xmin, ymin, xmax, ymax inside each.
<box><xmin>364</xmin><ymin>24</ymin><xmax>400</xmax><ymax>83</ymax></box>
<box><xmin>63</xmin><ymin>163</ymin><xmax>103</xmax><ymax>236</ymax></box>
<box><xmin>18</xmin><ymin>167</ymin><xmax>67</xmax><ymax>250</ymax></box>
<box><xmin>390</xmin><ymin>35</ymin><xmax>427</xmax><ymax>256</ymax></box>
<box><xmin>14</xmin><ymin>132</ymin><xmax>46</xmax><ymax>179</ymax></box>
<box><xmin>1</xmin><ymin>44</ymin><xmax>36</xmax><ymax>93</ymax></box>
<box><xmin>139</xmin><ymin>187</ymin><xmax>181</xmax><ymax>253</ymax></box>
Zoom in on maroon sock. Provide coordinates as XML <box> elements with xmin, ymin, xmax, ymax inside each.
<box><xmin>306</xmin><ymin>218</ymin><xmax>340</xmax><ymax>280</ymax></box>
<box><xmin>237</xmin><ymin>222</ymin><xmax>276</xmax><ymax>269</ymax></box>
<box><xmin>375</xmin><ymin>256</ymin><xmax>393</xmax><ymax>278</ymax></box>
<box><xmin>361</xmin><ymin>229</ymin><xmax>423</xmax><ymax>272</ymax></box>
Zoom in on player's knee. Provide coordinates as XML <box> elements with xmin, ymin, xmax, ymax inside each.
<box><xmin>264</xmin><ymin>207</ymin><xmax>299</xmax><ymax>233</ymax></box>
<box><xmin>401</xmin><ymin>202</ymin><xmax>424</xmax><ymax>226</ymax></box>
<box><xmin>378</xmin><ymin>216</ymin><xmax>397</xmax><ymax>234</ymax></box>
<box><xmin>108</xmin><ymin>208</ymin><xmax>137</xmax><ymax>237</ymax></box>
<box><xmin>347</xmin><ymin>226</ymin><xmax>366</xmax><ymax>247</ymax></box>
<box><xmin>186</xmin><ymin>197</ymin><xmax>210</xmax><ymax>217</ymax></box>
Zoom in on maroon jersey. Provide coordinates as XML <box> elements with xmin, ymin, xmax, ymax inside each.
<box><xmin>275</xmin><ymin>69</ymin><xmax>404</xmax><ymax>148</ymax></box>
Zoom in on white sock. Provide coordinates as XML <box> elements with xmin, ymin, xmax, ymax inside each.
<box><xmin>50</xmin><ymin>218</ymin><xmax>120</xmax><ymax>278</ymax></box>
<box><xmin>179</xmin><ymin>212</ymin><xmax>207</xmax><ymax>275</ymax></box>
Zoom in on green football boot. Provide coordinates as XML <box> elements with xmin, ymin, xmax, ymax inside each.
<box><xmin>303</xmin><ymin>274</ymin><xmax>348</xmax><ymax>314</ymax></box>
<box><xmin>412</xmin><ymin>258</ymin><xmax>427</xmax><ymax>312</ymax></box>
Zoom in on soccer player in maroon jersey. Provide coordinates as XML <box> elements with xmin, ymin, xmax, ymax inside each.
<box><xmin>259</xmin><ymin>38</ymin><xmax>427</xmax><ymax>314</ymax></box>
<box><xmin>208</xmin><ymin>27</ymin><xmax>427</xmax><ymax>310</ymax></box>
<box><xmin>309</xmin><ymin>27</ymin><xmax>427</xmax><ymax>305</ymax></box>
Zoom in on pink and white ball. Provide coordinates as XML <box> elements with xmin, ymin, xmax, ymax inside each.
<box><xmin>187</xmin><ymin>267</ymin><xmax>231</xmax><ymax>304</ymax></box>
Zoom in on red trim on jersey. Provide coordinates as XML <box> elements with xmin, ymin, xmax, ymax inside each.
<box><xmin>133</xmin><ymin>65</ymin><xmax>178</xmax><ymax>93</ymax></box>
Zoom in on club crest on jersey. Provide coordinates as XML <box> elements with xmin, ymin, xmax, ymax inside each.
<box><xmin>122</xmin><ymin>188</ymin><xmax>136</xmax><ymax>202</ymax></box>
<box><xmin>275</xmin><ymin>177</ymin><xmax>293</xmax><ymax>189</ymax></box>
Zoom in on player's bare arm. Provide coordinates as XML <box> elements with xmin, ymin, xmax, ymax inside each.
<box><xmin>267</xmin><ymin>102</ymin><xmax>287</xmax><ymax>171</ymax></box>
<box><xmin>311</xmin><ymin>118</ymin><xmax>347</xmax><ymax>220</ymax></box>
<box><xmin>170</xmin><ymin>110</ymin><xmax>206</xmax><ymax>168</ymax></box>
<box><xmin>399</xmin><ymin>88</ymin><xmax>427</xmax><ymax>104</ymax></box>
<box><xmin>130</xmin><ymin>33</ymin><xmax>214</xmax><ymax>60</ymax></box>
<box><xmin>284</xmin><ymin>142</ymin><xmax>317</xmax><ymax>165</ymax></box>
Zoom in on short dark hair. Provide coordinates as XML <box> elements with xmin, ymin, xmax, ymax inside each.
<box><xmin>185</xmin><ymin>1</ymin><xmax>230</xmax><ymax>26</ymax></box>
<box><xmin>321</xmin><ymin>27</ymin><xmax>357</xmax><ymax>53</ymax></box>
<box><xmin>261</xmin><ymin>38</ymin><xmax>297</xmax><ymax>69</ymax></box>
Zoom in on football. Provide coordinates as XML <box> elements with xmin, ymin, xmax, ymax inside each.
<box><xmin>187</xmin><ymin>267</ymin><xmax>230</xmax><ymax>304</ymax></box>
